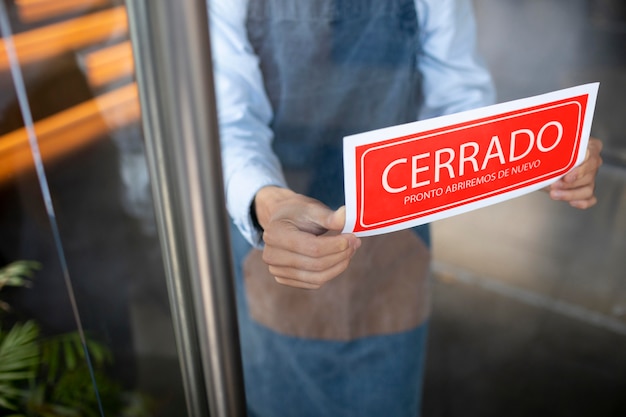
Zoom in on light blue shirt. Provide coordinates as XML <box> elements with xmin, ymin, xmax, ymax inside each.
<box><xmin>209</xmin><ymin>0</ymin><xmax>496</xmax><ymax>246</ymax></box>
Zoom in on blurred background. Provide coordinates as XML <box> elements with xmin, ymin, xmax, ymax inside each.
<box><xmin>0</xmin><ymin>0</ymin><xmax>624</xmax><ymax>416</ymax></box>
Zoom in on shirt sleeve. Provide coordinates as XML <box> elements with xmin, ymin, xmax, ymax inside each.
<box><xmin>415</xmin><ymin>0</ymin><xmax>496</xmax><ymax>119</ymax></box>
<box><xmin>209</xmin><ymin>0</ymin><xmax>287</xmax><ymax>247</ymax></box>
<box><xmin>210</xmin><ymin>0</ymin><xmax>494</xmax><ymax>246</ymax></box>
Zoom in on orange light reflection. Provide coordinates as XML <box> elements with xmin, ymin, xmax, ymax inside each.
<box><xmin>0</xmin><ymin>83</ymin><xmax>139</xmax><ymax>186</ymax></box>
<box><xmin>16</xmin><ymin>0</ymin><xmax>111</xmax><ymax>24</ymax></box>
<box><xmin>0</xmin><ymin>6</ymin><xmax>128</xmax><ymax>72</ymax></box>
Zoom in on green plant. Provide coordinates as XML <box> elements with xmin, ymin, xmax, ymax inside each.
<box><xmin>0</xmin><ymin>261</ymin><xmax>39</xmax><ymax>313</ymax></box>
<box><xmin>0</xmin><ymin>261</ymin><xmax>156</xmax><ymax>417</ymax></box>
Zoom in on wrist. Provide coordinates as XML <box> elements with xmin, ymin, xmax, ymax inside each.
<box><xmin>253</xmin><ymin>186</ymin><xmax>295</xmax><ymax>230</ymax></box>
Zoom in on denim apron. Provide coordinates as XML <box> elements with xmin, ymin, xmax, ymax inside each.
<box><xmin>230</xmin><ymin>1</ymin><xmax>431</xmax><ymax>415</ymax></box>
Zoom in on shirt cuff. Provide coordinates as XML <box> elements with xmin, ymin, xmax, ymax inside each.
<box><xmin>226</xmin><ymin>167</ymin><xmax>287</xmax><ymax>248</ymax></box>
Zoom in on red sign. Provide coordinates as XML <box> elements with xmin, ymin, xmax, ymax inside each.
<box><xmin>343</xmin><ymin>84</ymin><xmax>598</xmax><ymax>236</ymax></box>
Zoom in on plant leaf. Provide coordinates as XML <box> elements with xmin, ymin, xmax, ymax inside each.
<box><xmin>0</xmin><ymin>322</ymin><xmax>39</xmax><ymax>412</ymax></box>
<box><xmin>42</xmin><ymin>337</ymin><xmax>60</xmax><ymax>383</ymax></box>
<box><xmin>0</xmin><ymin>321</ymin><xmax>40</xmax><ymax>377</ymax></box>
<box><xmin>0</xmin><ymin>261</ymin><xmax>40</xmax><ymax>291</ymax></box>
<box><xmin>62</xmin><ymin>337</ymin><xmax>77</xmax><ymax>371</ymax></box>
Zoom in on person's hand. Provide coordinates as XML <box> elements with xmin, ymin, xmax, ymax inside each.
<box><xmin>253</xmin><ymin>186</ymin><xmax>362</xmax><ymax>289</ymax></box>
<box><xmin>547</xmin><ymin>137</ymin><xmax>603</xmax><ymax>209</ymax></box>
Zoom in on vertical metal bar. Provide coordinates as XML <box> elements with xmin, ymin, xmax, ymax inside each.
<box><xmin>125</xmin><ymin>1</ymin><xmax>247</xmax><ymax>416</ymax></box>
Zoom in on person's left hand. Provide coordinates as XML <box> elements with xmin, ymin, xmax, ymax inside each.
<box><xmin>547</xmin><ymin>137</ymin><xmax>603</xmax><ymax>209</ymax></box>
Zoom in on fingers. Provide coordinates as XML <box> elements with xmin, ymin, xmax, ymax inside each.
<box><xmin>548</xmin><ymin>137</ymin><xmax>603</xmax><ymax>209</ymax></box>
<box><xmin>256</xmin><ymin>191</ymin><xmax>362</xmax><ymax>289</ymax></box>
<box><xmin>271</xmin><ymin>254</ymin><xmax>353</xmax><ymax>289</ymax></box>
<box><xmin>549</xmin><ymin>185</ymin><xmax>597</xmax><ymax>207</ymax></box>
<box><xmin>568</xmin><ymin>196</ymin><xmax>598</xmax><ymax>210</ymax></box>
<box><xmin>263</xmin><ymin>216</ymin><xmax>355</xmax><ymax>257</ymax></box>
<box><xmin>549</xmin><ymin>178</ymin><xmax>599</xmax><ymax>209</ymax></box>
<box><xmin>273</xmin><ymin>278</ymin><xmax>323</xmax><ymax>290</ymax></box>
<box><xmin>323</xmin><ymin>205</ymin><xmax>348</xmax><ymax>232</ymax></box>
<box><xmin>263</xmin><ymin>226</ymin><xmax>359</xmax><ymax>288</ymax></box>
<box><xmin>559</xmin><ymin>140</ymin><xmax>603</xmax><ymax>188</ymax></box>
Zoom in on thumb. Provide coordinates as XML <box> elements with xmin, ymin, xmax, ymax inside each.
<box><xmin>323</xmin><ymin>206</ymin><xmax>347</xmax><ymax>232</ymax></box>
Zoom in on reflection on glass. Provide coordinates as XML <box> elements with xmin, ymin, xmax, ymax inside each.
<box><xmin>0</xmin><ymin>1</ymin><xmax>186</xmax><ymax>415</ymax></box>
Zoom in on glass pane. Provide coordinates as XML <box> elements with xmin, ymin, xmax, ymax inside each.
<box><xmin>0</xmin><ymin>1</ymin><xmax>187</xmax><ymax>415</ymax></box>
<box><xmin>430</xmin><ymin>0</ymin><xmax>626</xmax><ymax>415</ymax></box>
<box><xmin>210</xmin><ymin>0</ymin><xmax>626</xmax><ymax>416</ymax></box>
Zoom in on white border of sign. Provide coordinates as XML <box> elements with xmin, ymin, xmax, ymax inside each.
<box><xmin>342</xmin><ymin>83</ymin><xmax>599</xmax><ymax>236</ymax></box>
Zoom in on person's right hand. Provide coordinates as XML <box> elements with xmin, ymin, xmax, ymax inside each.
<box><xmin>253</xmin><ymin>186</ymin><xmax>362</xmax><ymax>289</ymax></box>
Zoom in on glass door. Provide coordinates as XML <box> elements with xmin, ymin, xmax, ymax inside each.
<box><xmin>0</xmin><ymin>1</ymin><xmax>242</xmax><ymax>415</ymax></box>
